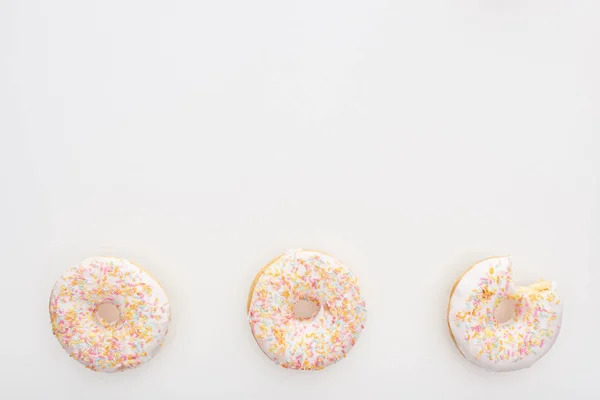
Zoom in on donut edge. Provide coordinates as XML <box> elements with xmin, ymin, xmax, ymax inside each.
<box><xmin>446</xmin><ymin>255</ymin><xmax>509</xmax><ymax>361</ymax></box>
<box><xmin>246</xmin><ymin>249</ymin><xmax>336</xmax><ymax>314</ymax></box>
<box><xmin>246</xmin><ymin>254</ymin><xmax>285</xmax><ymax>314</ymax></box>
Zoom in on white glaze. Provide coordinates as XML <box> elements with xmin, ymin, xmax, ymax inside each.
<box><xmin>448</xmin><ymin>256</ymin><xmax>562</xmax><ymax>372</ymax></box>
<box><xmin>248</xmin><ymin>249</ymin><xmax>367</xmax><ymax>370</ymax></box>
<box><xmin>49</xmin><ymin>257</ymin><xmax>170</xmax><ymax>372</ymax></box>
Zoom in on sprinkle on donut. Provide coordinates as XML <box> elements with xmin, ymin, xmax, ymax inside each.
<box><xmin>49</xmin><ymin>257</ymin><xmax>170</xmax><ymax>372</ymax></box>
<box><xmin>448</xmin><ymin>256</ymin><xmax>562</xmax><ymax>371</ymax></box>
<box><xmin>248</xmin><ymin>249</ymin><xmax>367</xmax><ymax>370</ymax></box>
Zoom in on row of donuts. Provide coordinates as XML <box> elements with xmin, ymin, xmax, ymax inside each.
<box><xmin>49</xmin><ymin>249</ymin><xmax>562</xmax><ymax>373</ymax></box>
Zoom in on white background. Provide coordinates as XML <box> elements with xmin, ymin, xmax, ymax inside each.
<box><xmin>1</xmin><ymin>1</ymin><xmax>598</xmax><ymax>399</ymax></box>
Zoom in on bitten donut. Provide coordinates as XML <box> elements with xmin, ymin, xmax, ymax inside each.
<box><xmin>247</xmin><ymin>249</ymin><xmax>367</xmax><ymax>370</ymax></box>
<box><xmin>448</xmin><ymin>255</ymin><xmax>562</xmax><ymax>372</ymax></box>
<box><xmin>49</xmin><ymin>257</ymin><xmax>170</xmax><ymax>372</ymax></box>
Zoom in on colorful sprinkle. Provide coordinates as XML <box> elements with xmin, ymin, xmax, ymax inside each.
<box><xmin>449</xmin><ymin>256</ymin><xmax>562</xmax><ymax>372</ymax></box>
<box><xmin>49</xmin><ymin>257</ymin><xmax>170</xmax><ymax>372</ymax></box>
<box><xmin>248</xmin><ymin>249</ymin><xmax>367</xmax><ymax>370</ymax></box>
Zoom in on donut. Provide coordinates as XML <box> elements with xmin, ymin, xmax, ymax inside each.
<box><xmin>247</xmin><ymin>249</ymin><xmax>367</xmax><ymax>370</ymax></box>
<box><xmin>447</xmin><ymin>255</ymin><xmax>562</xmax><ymax>372</ymax></box>
<box><xmin>49</xmin><ymin>257</ymin><xmax>171</xmax><ymax>372</ymax></box>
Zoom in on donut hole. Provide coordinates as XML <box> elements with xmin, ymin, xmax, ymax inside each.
<box><xmin>494</xmin><ymin>299</ymin><xmax>517</xmax><ymax>324</ymax></box>
<box><xmin>97</xmin><ymin>303</ymin><xmax>120</xmax><ymax>324</ymax></box>
<box><xmin>293</xmin><ymin>299</ymin><xmax>320</xmax><ymax>320</ymax></box>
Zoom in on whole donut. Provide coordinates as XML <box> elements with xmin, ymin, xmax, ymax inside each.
<box><xmin>447</xmin><ymin>255</ymin><xmax>562</xmax><ymax>372</ymax></box>
<box><xmin>49</xmin><ymin>257</ymin><xmax>171</xmax><ymax>372</ymax></box>
<box><xmin>247</xmin><ymin>249</ymin><xmax>367</xmax><ymax>370</ymax></box>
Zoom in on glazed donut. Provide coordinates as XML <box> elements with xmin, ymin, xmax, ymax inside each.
<box><xmin>448</xmin><ymin>256</ymin><xmax>562</xmax><ymax>372</ymax></box>
<box><xmin>49</xmin><ymin>257</ymin><xmax>170</xmax><ymax>372</ymax></box>
<box><xmin>247</xmin><ymin>249</ymin><xmax>367</xmax><ymax>370</ymax></box>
